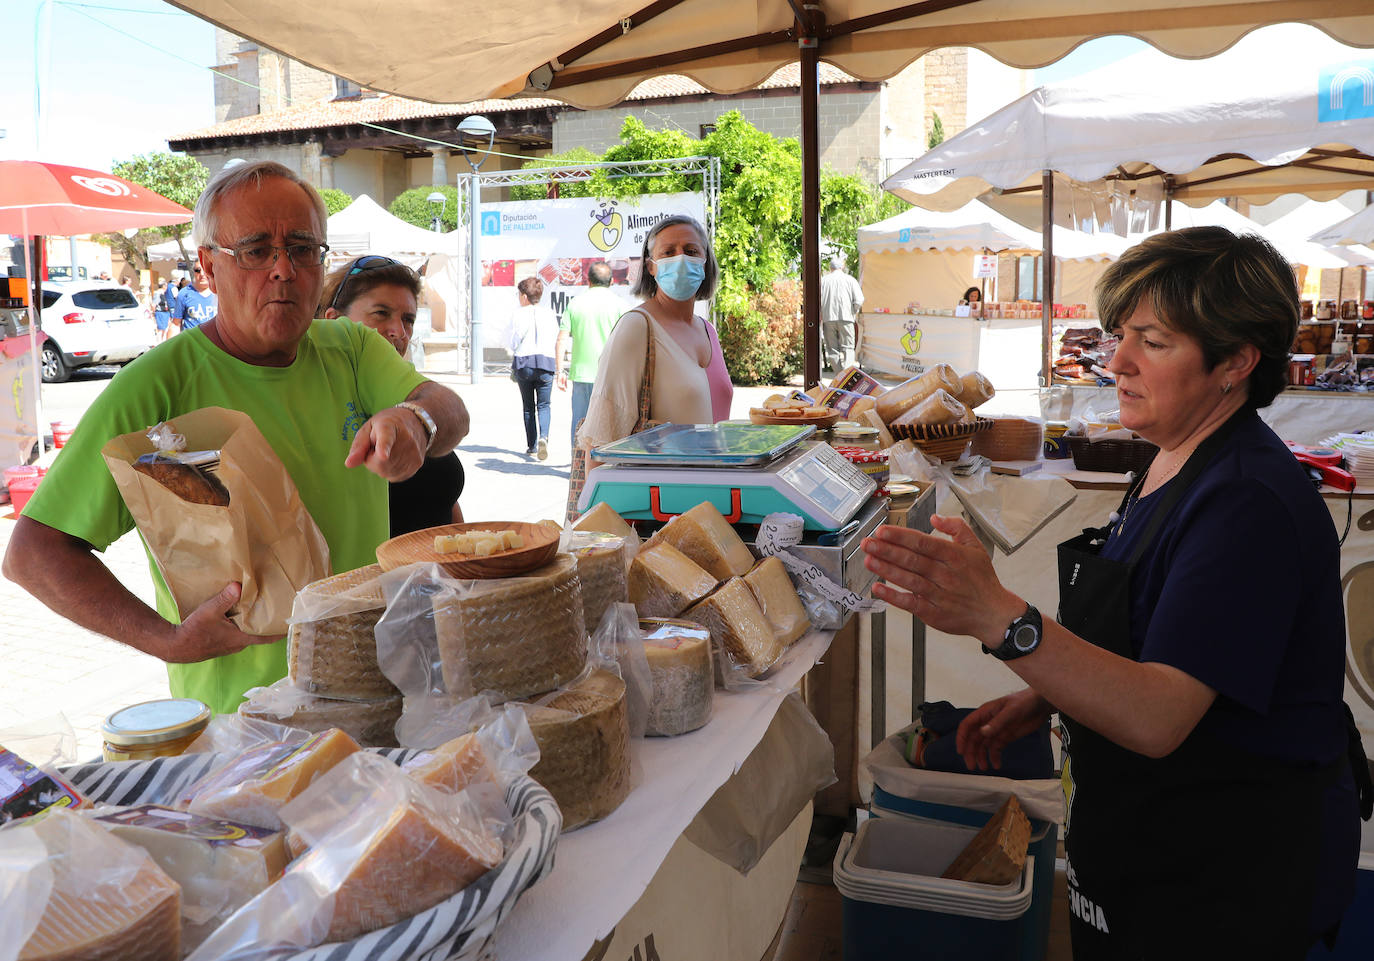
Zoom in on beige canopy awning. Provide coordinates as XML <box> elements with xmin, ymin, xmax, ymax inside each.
<box><xmin>165</xmin><ymin>0</ymin><xmax>1374</xmax><ymax>386</ymax></box>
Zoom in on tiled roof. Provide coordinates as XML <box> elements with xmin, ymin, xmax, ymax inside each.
<box><xmin>170</xmin><ymin>63</ymin><xmax>859</xmax><ymax>142</ymax></box>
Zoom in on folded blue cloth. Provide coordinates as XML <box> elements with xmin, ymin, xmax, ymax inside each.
<box><xmin>908</xmin><ymin>700</ymin><xmax>1054</xmax><ymax>781</ymax></box>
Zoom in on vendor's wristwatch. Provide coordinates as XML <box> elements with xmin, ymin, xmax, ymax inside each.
<box><xmin>393</xmin><ymin>402</ymin><xmax>436</xmax><ymax>453</ymax></box>
<box><xmin>982</xmin><ymin>603</ymin><xmax>1042</xmax><ymax>661</ymax></box>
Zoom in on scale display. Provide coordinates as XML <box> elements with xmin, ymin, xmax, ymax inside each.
<box><xmin>580</xmin><ymin>440</ymin><xmax>876</xmax><ymax>531</ymax></box>
<box><xmin>593</xmin><ymin>422</ymin><xmax>814</xmax><ymax>468</ymax></box>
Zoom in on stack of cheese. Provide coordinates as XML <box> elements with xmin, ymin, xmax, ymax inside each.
<box><xmin>628</xmin><ymin>502</ymin><xmax>811</xmax><ymax>687</ymax></box>
<box><xmin>258</xmin><ymin>564</ymin><xmax>403</xmax><ymax>747</ymax></box>
<box><xmin>640</xmin><ymin>619</ymin><xmax>713</xmax><ymax>736</ymax></box>
<box><xmin>564</xmin><ymin>529</ymin><xmax>633</xmax><ymax>635</ymax></box>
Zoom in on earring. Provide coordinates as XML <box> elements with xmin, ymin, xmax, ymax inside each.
<box><xmin>1221</xmin><ymin>381</ymin><xmax>1232</xmax><ymax>394</ymax></box>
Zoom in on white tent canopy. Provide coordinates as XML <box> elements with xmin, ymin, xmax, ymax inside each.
<box><xmin>883</xmin><ymin>27</ymin><xmax>1374</xmax><ymax>215</ymax></box>
<box><xmin>1144</xmin><ymin>200</ymin><xmax>1352</xmax><ymax>270</ymax></box>
<box><xmin>1310</xmin><ymin>202</ymin><xmax>1374</xmax><ymax>247</ymax></box>
<box><xmin>1261</xmin><ymin>199</ymin><xmax>1374</xmax><ymax>266</ymax></box>
<box><xmin>857</xmin><ymin>200</ymin><xmax>1129</xmax><ymax>260</ymax></box>
<box><xmin>324</xmin><ymin>195</ymin><xmax>460</xmax><ymax>258</ymax></box>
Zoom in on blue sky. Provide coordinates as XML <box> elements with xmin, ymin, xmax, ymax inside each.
<box><xmin>0</xmin><ymin>0</ymin><xmax>214</xmax><ymax>170</ymax></box>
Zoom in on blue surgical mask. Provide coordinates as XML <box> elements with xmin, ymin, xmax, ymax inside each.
<box><xmin>652</xmin><ymin>255</ymin><xmax>706</xmax><ymax>301</ymax></box>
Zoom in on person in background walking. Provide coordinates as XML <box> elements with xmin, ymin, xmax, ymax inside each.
<box><xmin>507</xmin><ymin>276</ymin><xmax>559</xmax><ymax>460</ymax></box>
<box><xmin>173</xmin><ymin>268</ymin><xmax>217</xmax><ymax>331</ymax></box>
<box><xmin>556</xmin><ymin>260</ymin><xmax>623</xmax><ymax>446</ymax></box>
<box><xmin>153</xmin><ymin>276</ymin><xmax>175</xmax><ymax>342</ymax></box>
<box><xmin>820</xmin><ymin>254</ymin><xmax>863</xmax><ymax>373</ymax></box>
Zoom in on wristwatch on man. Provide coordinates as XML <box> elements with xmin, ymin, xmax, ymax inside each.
<box><xmin>982</xmin><ymin>602</ymin><xmax>1043</xmax><ymax>661</ymax></box>
<box><xmin>393</xmin><ymin>401</ymin><xmax>437</xmax><ymax>453</ymax></box>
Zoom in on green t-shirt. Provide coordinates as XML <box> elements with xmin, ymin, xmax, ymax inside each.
<box><xmin>23</xmin><ymin>319</ymin><xmax>427</xmax><ymax>714</ymax></box>
<box><xmin>561</xmin><ymin>286</ymin><xmax>625</xmax><ymax>383</ymax></box>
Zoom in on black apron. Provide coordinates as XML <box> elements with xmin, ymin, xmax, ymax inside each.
<box><xmin>1056</xmin><ymin>415</ymin><xmax>1362</xmax><ymax>960</ymax></box>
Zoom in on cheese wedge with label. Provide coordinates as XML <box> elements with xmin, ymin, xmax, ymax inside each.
<box><xmin>15</xmin><ymin>808</ymin><xmax>180</xmax><ymax>961</ymax></box>
<box><xmin>645</xmin><ymin>501</ymin><xmax>754</xmax><ymax>581</ymax></box>
<box><xmin>92</xmin><ymin>804</ymin><xmax>286</xmax><ymax>953</ymax></box>
<box><xmin>640</xmin><ymin>618</ymin><xmax>713</xmax><ymax>736</ymax></box>
<box><xmin>682</xmin><ymin>577</ymin><xmax>785</xmax><ymax>680</ymax></box>
<box><xmin>629</xmin><ymin>542</ymin><xmax>717</xmax><ymax>618</ymax></box>
<box><xmin>183</xmin><ymin>728</ymin><xmax>361</xmax><ymax>830</ymax></box>
<box><xmin>742</xmin><ymin>556</ymin><xmax>811</xmax><ymax>646</ymax></box>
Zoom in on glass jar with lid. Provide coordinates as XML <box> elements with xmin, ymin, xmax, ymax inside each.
<box><xmin>828</xmin><ymin>422</ymin><xmax>883</xmax><ymax>453</ymax></box>
<box><xmin>102</xmin><ymin>697</ymin><xmax>211</xmax><ymax>761</ymax></box>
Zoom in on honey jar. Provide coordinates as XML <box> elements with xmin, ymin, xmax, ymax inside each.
<box><xmin>102</xmin><ymin>697</ymin><xmax>211</xmax><ymax>761</ymax></box>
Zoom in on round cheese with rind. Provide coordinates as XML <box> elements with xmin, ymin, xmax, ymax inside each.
<box><xmin>640</xmin><ymin>618</ymin><xmax>713</xmax><ymax>736</ymax></box>
<box><xmin>287</xmin><ymin>564</ymin><xmax>399</xmax><ymax>701</ymax></box>
<box><xmin>567</xmin><ymin>531</ymin><xmax>632</xmax><ymax>634</ymax></box>
<box><xmin>432</xmin><ymin>553</ymin><xmax>587</xmax><ymax>701</ymax></box>
<box><xmin>240</xmin><ymin>680</ymin><xmax>403</xmax><ymax>748</ymax></box>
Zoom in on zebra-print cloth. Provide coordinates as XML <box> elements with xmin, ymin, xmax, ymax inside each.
<box><xmin>60</xmin><ymin>749</ymin><xmax>561</xmax><ymax>961</ymax></box>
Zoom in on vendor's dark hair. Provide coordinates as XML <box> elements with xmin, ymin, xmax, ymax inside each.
<box><xmin>318</xmin><ymin>258</ymin><xmax>421</xmax><ymax>317</ymax></box>
<box><xmin>1095</xmin><ymin>227</ymin><xmax>1297</xmax><ymax>409</ymax></box>
<box><xmin>633</xmin><ymin>214</ymin><xmax>718</xmax><ymax>301</ymax></box>
<box><xmin>518</xmin><ymin>276</ymin><xmax>544</xmax><ymax>303</ymax></box>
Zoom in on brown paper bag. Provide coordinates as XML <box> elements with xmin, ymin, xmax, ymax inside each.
<box><xmin>102</xmin><ymin>406</ymin><xmax>331</xmax><ymax>637</ymax></box>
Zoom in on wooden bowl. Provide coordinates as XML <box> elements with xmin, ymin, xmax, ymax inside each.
<box><xmin>748</xmin><ymin>408</ymin><xmax>842</xmax><ymax>429</ymax></box>
<box><xmin>376</xmin><ymin>521</ymin><xmax>560</xmax><ymax>579</ymax></box>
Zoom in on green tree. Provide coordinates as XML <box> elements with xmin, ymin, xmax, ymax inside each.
<box><xmin>389</xmin><ymin>185</ymin><xmax>460</xmax><ymax>232</ymax></box>
<box><xmin>928</xmin><ymin>112</ymin><xmax>945</xmax><ymax>150</ymax></box>
<box><xmin>319</xmin><ymin>188</ymin><xmax>354</xmax><ymax>216</ymax></box>
<box><xmin>509</xmin><ymin>112</ymin><xmax>886</xmax><ymax>384</ymax></box>
<box><xmin>821</xmin><ymin>176</ymin><xmax>910</xmax><ymax>275</ymax></box>
<box><xmin>96</xmin><ymin>152</ymin><xmax>209</xmax><ymax>269</ymax></box>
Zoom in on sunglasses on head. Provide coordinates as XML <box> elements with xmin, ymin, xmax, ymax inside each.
<box><xmin>327</xmin><ymin>255</ymin><xmax>401</xmax><ymax>313</ymax></box>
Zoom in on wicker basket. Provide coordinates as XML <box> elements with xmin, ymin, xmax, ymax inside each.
<box><xmin>890</xmin><ymin>417</ymin><xmax>992</xmax><ymax>462</ymax></box>
<box><xmin>1065</xmin><ymin>433</ymin><xmax>1159</xmax><ymax>474</ymax></box>
<box><xmin>971</xmin><ymin>417</ymin><xmax>1044</xmax><ymax>461</ymax></box>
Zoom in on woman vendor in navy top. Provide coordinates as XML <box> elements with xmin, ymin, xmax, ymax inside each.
<box><xmin>862</xmin><ymin>227</ymin><xmax>1366</xmax><ymax>958</ymax></box>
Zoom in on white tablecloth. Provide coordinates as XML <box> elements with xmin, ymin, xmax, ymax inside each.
<box><xmin>491</xmin><ymin>629</ymin><xmax>834</xmax><ymax>961</ymax></box>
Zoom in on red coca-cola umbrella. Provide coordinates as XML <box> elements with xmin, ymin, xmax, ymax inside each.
<box><xmin>0</xmin><ymin>160</ymin><xmax>192</xmax><ymax>236</ymax></box>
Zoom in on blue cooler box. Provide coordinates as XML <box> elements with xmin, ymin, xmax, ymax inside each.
<box><xmin>834</xmin><ymin>816</ymin><xmax>1035</xmax><ymax>961</ymax></box>
<box><xmin>871</xmin><ymin>785</ymin><xmax>1057</xmax><ymax>961</ymax></box>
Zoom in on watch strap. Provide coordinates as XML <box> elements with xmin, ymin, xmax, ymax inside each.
<box><xmin>982</xmin><ymin>602</ymin><xmax>1042</xmax><ymax>661</ymax></box>
<box><xmin>393</xmin><ymin>401</ymin><xmax>436</xmax><ymax>452</ymax></box>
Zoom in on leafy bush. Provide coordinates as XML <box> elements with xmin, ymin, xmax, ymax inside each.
<box><xmin>716</xmin><ymin>279</ymin><xmax>803</xmax><ymax>386</ymax></box>
<box><xmin>319</xmin><ymin>188</ymin><xmax>354</xmax><ymax>216</ymax></box>
<box><xmin>389</xmin><ymin>185</ymin><xmax>460</xmax><ymax>231</ymax></box>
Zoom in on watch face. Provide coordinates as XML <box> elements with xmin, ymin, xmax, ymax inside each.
<box><xmin>1013</xmin><ymin>623</ymin><xmax>1039</xmax><ymax>652</ymax></box>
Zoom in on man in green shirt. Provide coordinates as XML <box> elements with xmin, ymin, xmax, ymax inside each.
<box><xmin>556</xmin><ymin>261</ymin><xmax>625</xmax><ymax>445</ymax></box>
<box><xmin>2</xmin><ymin>161</ymin><xmax>469</xmax><ymax>714</ymax></box>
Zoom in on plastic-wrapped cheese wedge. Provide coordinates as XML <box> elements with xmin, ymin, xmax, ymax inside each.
<box><xmin>6</xmin><ymin>808</ymin><xmax>181</xmax><ymax>961</ymax></box>
<box><xmin>644</xmin><ymin>501</ymin><xmax>754</xmax><ymax>581</ymax></box>
<box><xmin>521</xmin><ymin>669</ymin><xmax>631</xmax><ymax>831</ymax></box>
<box><xmin>573</xmin><ymin>500</ymin><xmax>637</xmax><ymax>541</ymax></box>
<box><xmin>682</xmin><ymin>577</ymin><xmax>785</xmax><ymax>683</ymax></box>
<box><xmin>629</xmin><ymin>542</ymin><xmax>717</xmax><ymax>618</ymax></box>
<box><xmin>182</xmin><ymin>727</ymin><xmax>360</xmax><ymax>830</ymax></box>
<box><xmin>401</xmin><ymin>731</ymin><xmax>497</xmax><ymax>794</ymax></box>
<box><xmin>432</xmin><ymin>553</ymin><xmax>587</xmax><ymax>701</ymax></box>
<box><xmin>873</xmin><ymin>363</ymin><xmax>961</xmax><ymax>425</ymax></box>
<box><xmin>640</xmin><ymin>618</ymin><xmax>713</xmax><ymax>736</ymax></box>
<box><xmin>567</xmin><ymin>530</ymin><xmax>633</xmax><ymax>633</ymax></box>
<box><xmin>742</xmin><ymin>556</ymin><xmax>811</xmax><ymax>646</ymax></box>
<box><xmin>287</xmin><ymin>564</ymin><xmax>399</xmax><ymax>701</ymax></box>
<box><xmin>240</xmin><ymin>678</ymin><xmax>402</xmax><ymax>747</ymax></box>
<box><xmin>91</xmin><ymin>804</ymin><xmax>287</xmax><ymax>953</ymax></box>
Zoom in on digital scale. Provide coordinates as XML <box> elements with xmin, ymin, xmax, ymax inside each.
<box><xmin>580</xmin><ymin>422</ymin><xmax>876</xmax><ymax>531</ymax></box>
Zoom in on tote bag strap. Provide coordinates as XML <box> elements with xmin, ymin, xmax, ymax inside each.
<box><xmin>630</xmin><ymin>309</ymin><xmax>657</xmax><ymax>433</ymax></box>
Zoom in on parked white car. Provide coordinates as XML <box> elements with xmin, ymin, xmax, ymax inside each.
<box><xmin>38</xmin><ymin>281</ymin><xmax>157</xmax><ymax>383</ymax></box>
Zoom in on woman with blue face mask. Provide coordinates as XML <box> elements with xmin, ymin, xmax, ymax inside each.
<box><xmin>569</xmin><ymin>214</ymin><xmax>733</xmax><ymax>520</ymax></box>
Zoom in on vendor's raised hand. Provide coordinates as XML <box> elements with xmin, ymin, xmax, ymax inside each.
<box><xmin>955</xmin><ymin>689</ymin><xmax>1052</xmax><ymax>771</ymax></box>
<box><xmin>345</xmin><ymin>407</ymin><xmax>426</xmax><ymax>481</ymax></box>
<box><xmin>861</xmin><ymin>515</ymin><xmax>1023</xmax><ymax>644</ymax></box>
<box><xmin>167</xmin><ymin>583</ymin><xmax>275</xmax><ymax>663</ymax></box>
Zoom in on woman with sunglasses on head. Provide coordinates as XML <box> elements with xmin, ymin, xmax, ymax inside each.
<box><xmin>320</xmin><ymin>255</ymin><xmax>465</xmax><ymax>534</ymax></box>
<box><xmin>570</xmin><ymin>215</ymin><xmax>732</xmax><ymax>519</ymax></box>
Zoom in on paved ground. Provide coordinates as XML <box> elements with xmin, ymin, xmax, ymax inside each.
<box><xmin>0</xmin><ymin>361</ymin><xmax>781</xmax><ymax>760</ymax></box>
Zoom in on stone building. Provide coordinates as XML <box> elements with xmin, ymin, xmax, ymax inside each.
<box><xmin>170</xmin><ymin>29</ymin><xmax>1029</xmax><ymax>206</ymax></box>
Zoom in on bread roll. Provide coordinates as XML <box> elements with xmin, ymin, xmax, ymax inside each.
<box><xmin>954</xmin><ymin>370</ymin><xmax>996</xmax><ymax>410</ymax></box>
<box><xmin>890</xmin><ymin>388</ymin><xmax>969</xmax><ymax>427</ymax></box>
<box><xmin>873</xmin><ymin>365</ymin><xmax>960</xmax><ymax>425</ymax></box>
<box><xmin>132</xmin><ymin>457</ymin><xmax>230</xmax><ymax>506</ymax></box>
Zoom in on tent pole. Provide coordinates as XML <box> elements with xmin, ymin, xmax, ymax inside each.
<box><xmin>800</xmin><ymin>10</ymin><xmax>821</xmax><ymax>390</ymax></box>
<box><xmin>1041</xmin><ymin>170</ymin><xmax>1054</xmax><ymax>386</ymax></box>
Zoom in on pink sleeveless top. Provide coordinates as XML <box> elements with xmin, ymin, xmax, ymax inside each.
<box><xmin>703</xmin><ymin>319</ymin><xmax>734</xmax><ymax>422</ymax></box>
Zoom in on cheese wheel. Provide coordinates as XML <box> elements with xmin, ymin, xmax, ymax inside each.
<box><xmin>873</xmin><ymin>364</ymin><xmax>960</xmax><ymax>425</ymax></box>
<box><xmin>644</xmin><ymin>501</ymin><xmax>754</xmax><ymax>581</ymax></box>
<box><xmin>522</xmin><ymin>670</ymin><xmax>631</xmax><ymax>831</ymax></box>
<box><xmin>287</xmin><ymin>564</ymin><xmax>399</xmax><ymax>701</ymax></box>
<box><xmin>742</xmin><ymin>556</ymin><xmax>810</xmax><ymax>646</ymax></box>
<box><xmin>682</xmin><ymin>577</ymin><xmax>784</xmax><ymax>681</ymax></box>
<box><xmin>15</xmin><ymin>810</ymin><xmax>181</xmax><ymax>961</ymax></box>
<box><xmin>240</xmin><ymin>682</ymin><xmax>402</xmax><ymax>748</ymax></box>
<box><xmin>629</xmin><ymin>542</ymin><xmax>717</xmax><ymax>618</ymax></box>
<box><xmin>567</xmin><ymin>531</ymin><xmax>632</xmax><ymax>634</ymax></box>
<box><xmin>890</xmin><ymin>388</ymin><xmax>970</xmax><ymax>427</ymax></box>
<box><xmin>183</xmin><ymin>728</ymin><xmax>361</xmax><ymax>830</ymax></box>
<box><xmin>640</xmin><ymin>618</ymin><xmax>713</xmax><ymax>736</ymax></box>
<box><xmin>432</xmin><ymin>553</ymin><xmax>587</xmax><ymax>701</ymax></box>
<box><xmin>572</xmin><ymin>501</ymin><xmax>636</xmax><ymax>541</ymax></box>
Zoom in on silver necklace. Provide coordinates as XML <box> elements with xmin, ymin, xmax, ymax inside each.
<box><xmin>1111</xmin><ymin>448</ymin><xmax>1193</xmax><ymax>536</ymax></box>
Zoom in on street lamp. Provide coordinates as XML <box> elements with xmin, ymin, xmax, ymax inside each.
<box><xmin>426</xmin><ymin>191</ymin><xmax>446</xmax><ymax>232</ymax></box>
<box><xmin>456</xmin><ymin>114</ymin><xmax>495</xmax><ymax>383</ymax></box>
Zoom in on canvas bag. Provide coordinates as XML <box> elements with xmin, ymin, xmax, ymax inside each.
<box><xmin>566</xmin><ymin>309</ymin><xmax>655</xmax><ymax>523</ymax></box>
<box><xmin>102</xmin><ymin>406</ymin><xmax>331</xmax><ymax>637</ymax></box>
